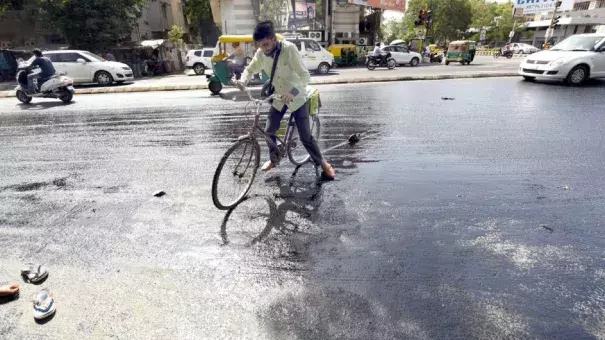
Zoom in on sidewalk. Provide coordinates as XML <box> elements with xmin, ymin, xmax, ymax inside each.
<box><xmin>0</xmin><ymin>57</ymin><xmax>520</xmax><ymax>98</ymax></box>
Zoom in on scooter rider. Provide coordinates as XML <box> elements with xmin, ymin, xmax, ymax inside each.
<box><xmin>26</xmin><ymin>49</ymin><xmax>56</xmax><ymax>94</ymax></box>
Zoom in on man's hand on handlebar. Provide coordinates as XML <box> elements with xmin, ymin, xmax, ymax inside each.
<box><xmin>235</xmin><ymin>80</ymin><xmax>246</xmax><ymax>92</ymax></box>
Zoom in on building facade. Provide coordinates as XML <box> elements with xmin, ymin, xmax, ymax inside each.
<box><xmin>133</xmin><ymin>0</ymin><xmax>191</xmax><ymax>42</ymax></box>
<box><xmin>210</xmin><ymin>0</ymin><xmax>382</xmax><ymax>46</ymax></box>
<box><xmin>522</xmin><ymin>0</ymin><xmax>605</xmax><ymax>47</ymax></box>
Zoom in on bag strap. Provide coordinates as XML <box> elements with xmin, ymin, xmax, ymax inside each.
<box><xmin>268</xmin><ymin>42</ymin><xmax>282</xmax><ymax>90</ymax></box>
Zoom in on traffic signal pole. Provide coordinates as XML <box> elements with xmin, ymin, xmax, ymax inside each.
<box><xmin>414</xmin><ymin>4</ymin><xmax>432</xmax><ymax>54</ymax></box>
<box><xmin>544</xmin><ymin>0</ymin><xmax>563</xmax><ymax>49</ymax></box>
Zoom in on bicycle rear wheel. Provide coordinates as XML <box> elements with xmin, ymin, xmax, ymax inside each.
<box><xmin>212</xmin><ymin>138</ymin><xmax>260</xmax><ymax>210</ymax></box>
<box><xmin>287</xmin><ymin>115</ymin><xmax>321</xmax><ymax>166</ymax></box>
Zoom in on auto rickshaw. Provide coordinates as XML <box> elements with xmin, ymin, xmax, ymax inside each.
<box><xmin>445</xmin><ymin>40</ymin><xmax>476</xmax><ymax>65</ymax></box>
<box><xmin>327</xmin><ymin>44</ymin><xmax>358</xmax><ymax>67</ymax></box>
<box><xmin>207</xmin><ymin>34</ymin><xmax>284</xmax><ymax>95</ymax></box>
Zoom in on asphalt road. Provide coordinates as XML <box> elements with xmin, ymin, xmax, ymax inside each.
<box><xmin>1</xmin><ymin>77</ymin><xmax>604</xmax><ymax>339</ymax></box>
<box><xmin>0</xmin><ymin>56</ymin><xmax>521</xmax><ymax>91</ymax></box>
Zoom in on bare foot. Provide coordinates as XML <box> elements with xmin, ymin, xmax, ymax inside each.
<box><xmin>262</xmin><ymin>160</ymin><xmax>276</xmax><ymax>171</ymax></box>
<box><xmin>0</xmin><ymin>284</ymin><xmax>19</xmax><ymax>297</ymax></box>
<box><xmin>321</xmin><ymin>162</ymin><xmax>335</xmax><ymax>180</ymax></box>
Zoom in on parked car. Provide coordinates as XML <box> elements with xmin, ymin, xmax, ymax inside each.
<box><xmin>518</xmin><ymin>33</ymin><xmax>605</xmax><ymax>85</ymax></box>
<box><xmin>287</xmin><ymin>38</ymin><xmax>334</xmax><ymax>74</ymax></box>
<box><xmin>185</xmin><ymin>48</ymin><xmax>214</xmax><ymax>75</ymax></box>
<box><xmin>512</xmin><ymin>43</ymin><xmax>539</xmax><ymax>54</ymax></box>
<box><xmin>381</xmin><ymin>45</ymin><xmax>422</xmax><ymax>66</ymax></box>
<box><xmin>36</xmin><ymin>50</ymin><xmax>133</xmax><ymax>86</ymax></box>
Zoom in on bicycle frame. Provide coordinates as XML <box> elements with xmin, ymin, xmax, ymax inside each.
<box><xmin>239</xmin><ymin>89</ymin><xmax>297</xmax><ymax>162</ymax></box>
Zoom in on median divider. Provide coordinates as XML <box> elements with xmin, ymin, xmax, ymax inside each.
<box><xmin>0</xmin><ymin>72</ymin><xmax>518</xmax><ymax>98</ymax></box>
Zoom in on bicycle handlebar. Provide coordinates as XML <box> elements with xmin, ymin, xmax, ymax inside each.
<box><xmin>242</xmin><ymin>87</ymin><xmax>282</xmax><ymax>105</ymax></box>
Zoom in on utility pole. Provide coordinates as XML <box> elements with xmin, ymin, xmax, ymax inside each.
<box><xmin>544</xmin><ymin>0</ymin><xmax>563</xmax><ymax>49</ymax></box>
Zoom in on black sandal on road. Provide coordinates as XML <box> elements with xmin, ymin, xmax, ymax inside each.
<box><xmin>21</xmin><ymin>263</ymin><xmax>49</xmax><ymax>284</ymax></box>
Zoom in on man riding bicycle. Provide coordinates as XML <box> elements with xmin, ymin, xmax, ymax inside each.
<box><xmin>236</xmin><ymin>21</ymin><xmax>335</xmax><ymax>179</ymax></box>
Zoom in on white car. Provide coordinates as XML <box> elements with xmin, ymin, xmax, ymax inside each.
<box><xmin>35</xmin><ymin>50</ymin><xmax>133</xmax><ymax>86</ymax></box>
<box><xmin>185</xmin><ymin>48</ymin><xmax>214</xmax><ymax>75</ymax></box>
<box><xmin>287</xmin><ymin>38</ymin><xmax>334</xmax><ymax>74</ymax></box>
<box><xmin>381</xmin><ymin>45</ymin><xmax>422</xmax><ymax>67</ymax></box>
<box><xmin>512</xmin><ymin>43</ymin><xmax>539</xmax><ymax>54</ymax></box>
<box><xmin>518</xmin><ymin>34</ymin><xmax>605</xmax><ymax>86</ymax></box>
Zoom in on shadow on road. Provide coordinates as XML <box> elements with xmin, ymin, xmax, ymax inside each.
<box><xmin>75</xmin><ymin>82</ymin><xmax>133</xmax><ymax>89</ymax></box>
<box><xmin>520</xmin><ymin>78</ymin><xmax>605</xmax><ymax>88</ymax></box>
<box><xmin>219</xmin><ymin>166</ymin><xmax>325</xmax><ymax>246</ymax></box>
<box><xmin>18</xmin><ymin>101</ymin><xmax>76</xmax><ymax>110</ymax></box>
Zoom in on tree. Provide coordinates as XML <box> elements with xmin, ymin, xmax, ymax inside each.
<box><xmin>168</xmin><ymin>25</ymin><xmax>185</xmax><ymax>45</ymax></box>
<box><xmin>38</xmin><ymin>0</ymin><xmax>145</xmax><ymax>51</ymax></box>
<box><xmin>404</xmin><ymin>0</ymin><xmax>472</xmax><ymax>43</ymax></box>
<box><xmin>183</xmin><ymin>0</ymin><xmax>213</xmax><ymax>22</ymax></box>
<box><xmin>183</xmin><ymin>0</ymin><xmax>220</xmax><ymax>45</ymax></box>
<box><xmin>380</xmin><ymin>18</ymin><xmax>405</xmax><ymax>44</ymax></box>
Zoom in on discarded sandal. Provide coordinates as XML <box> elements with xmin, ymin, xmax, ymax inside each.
<box><xmin>33</xmin><ymin>289</ymin><xmax>56</xmax><ymax>321</ymax></box>
<box><xmin>21</xmin><ymin>263</ymin><xmax>49</xmax><ymax>284</ymax></box>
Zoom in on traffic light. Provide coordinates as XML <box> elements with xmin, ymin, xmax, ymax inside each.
<box><xmin>425</xmin><ymin>10</ymin><xmax>433</xmax><ymax>29</ymax></box>
<box><xmin>552</xmin><ymin>15</ymin><xmax>561</xmax><ymax>27</ymax></box>
<box><xmin>555</xmin><ymin>0</ymin><xmax>562</xmax><ymax>8</ymax></box>
<box><xmin>415</xmin><ymin>10</ymin><xmax>425</xmax><ymax>27</ymax></box>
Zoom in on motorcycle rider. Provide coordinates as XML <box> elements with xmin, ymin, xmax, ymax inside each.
<box><xmin>371</xmin><ymin>42</ymin><xmax>382</xmax><ymax>58</ymax></box>
<box><xmin>26</xmin><ymin>49</ymin><xmax>56</xmax><ymax>94</ymax></box>
<box><xmin>235</xmin><ymin>20</ymin><xmax>335</xmax><ymax>179</ymax></box>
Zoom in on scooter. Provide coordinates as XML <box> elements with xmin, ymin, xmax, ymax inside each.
<box><xmin>429</xmin><ymin>52</ymin><xmax>443</xmax><ymax>63</ymax></box>
<box><xmin>366</xmin><ymin>52</ymin><xmax>397</xmax><ymax>70</ymax></box>
<box><xmin>15</xmin><ymin>64</ymin><xmax>75</xmax><ymax>104</ymax></box>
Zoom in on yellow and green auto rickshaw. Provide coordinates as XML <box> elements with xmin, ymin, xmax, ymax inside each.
<box><xmin>445</xmin><ymin>40</ymin><xmax>476</xmax><ymax>66</ymax></box>
<box><xmin>327</xmin><ymin>44</ymin><xmax>358</xmax><ymax>67</ymax></box>
<box><xmin>207</xmin><ymin>34</ymin><xmax>284</xmax><ymax>95</ymax></box>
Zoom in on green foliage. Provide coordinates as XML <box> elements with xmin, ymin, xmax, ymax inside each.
<box><xmin>380</xmin><ymin>19</ymin><xmax>406</xmax><ymax>44</ymax></box>
<box><xmin>38</xmin><ymin>0</ymin><xmax>145</xmax><ymax>51</ymax></box>
<box><xmin>401</xmin><ymin>0</ymin><xmax>529</xmax><ymax>45</ymax></box>
<box><xmin>168</xmin><ymin>25</ymin><xmax>185</xmax><ymax>45</ymax></box>
<box><xmin>404</xmin><ymin>0</ymin><xmax>472</xmax><ymax>43</ymax></box>
<box><xmin>183</xmin><ymin>0</ymin><xmax>213</xmax><ymax>22</ymax></box>
<box><xmin>258</xmin><ymin>0</ymin><xmax>284</xmax><ymax>22</ymax></box>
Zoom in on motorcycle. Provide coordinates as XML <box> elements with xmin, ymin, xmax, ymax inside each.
<box><xmin>15</xmin><ymin>64</ymin><xmax>75</xmax><ymax>104</ymax></box>
<box><xmin>493</xmin><ymin>48</ymin><xmax>513</xmax><ymax>59</ymax></box>
<box><xmin>366</xmin><ymin>52</ymin><xmax>397</xmax><ymax>70</ymax></box>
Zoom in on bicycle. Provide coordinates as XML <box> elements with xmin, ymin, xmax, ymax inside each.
<box><xmin>211</xmin><ymin>88</ymin><xmax>321</xmax><ymax>210</ymax></box>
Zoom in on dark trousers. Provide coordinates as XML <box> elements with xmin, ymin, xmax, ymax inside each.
<box><xmin>266</xmin><ymin>101</ymin><xmax>323</xmax><ymax>166</ymax></box>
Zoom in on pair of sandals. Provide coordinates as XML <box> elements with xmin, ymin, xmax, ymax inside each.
<box><xmin>0</xmin><ymin>263</ymin><xmax>55</xmax><ymax>321</ymax></box>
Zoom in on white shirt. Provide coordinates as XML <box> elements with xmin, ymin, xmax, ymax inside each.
<box><xmin>242</xmin><ymin>40</ymin><xmax>310</xmax><ymax>112</ymax></box>
<box><xmin>372</xmin><ymin>46</ymin><xmax>382</xmax><ymax>56</ymax></box>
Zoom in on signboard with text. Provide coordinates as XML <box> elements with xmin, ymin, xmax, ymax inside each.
<box><xmin>514</xmin><ymin>0</ymin><xmax>573</xmax><ymax>15</ymax></box>
<box><xmin>348</xmin><ymin>0</ymin><xmax>405</xmax><ymax>12</ymax></box>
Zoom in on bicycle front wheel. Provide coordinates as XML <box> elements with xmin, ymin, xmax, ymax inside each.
<box><xmin>212</xmin><ymin>138</ymin><xmax>260</xmax><ymax>210</ymax></box>
<box><xmin>287</xmin><ymin>115</ymin><xmax>321</xmax><ymax>166</ymax></box>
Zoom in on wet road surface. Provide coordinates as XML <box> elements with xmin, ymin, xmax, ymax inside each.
<box><xmin>1</xmin><ymin>78</ymin><xmax>605</xmax><ymax>339</ymax></box>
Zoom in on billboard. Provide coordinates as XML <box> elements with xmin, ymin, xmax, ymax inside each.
<box><xmin>347</xmin><ymin>0</ymin><xmax>405</xmax><ymax>12</ymax></box>
<box><xmin>258</xmin><ymin>0</ymin><xmax>326</xmax><ymax>31</ymax></box>
<box><xmin>513</xmin><ymin>0</ymin><xmax>573</xmax><ymax>15</ymax></box>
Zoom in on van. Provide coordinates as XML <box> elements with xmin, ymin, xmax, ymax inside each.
<box><xmin>286</xmin><ymin>38</ymin><xmax>334</xmax><ymax>75</ymax></box>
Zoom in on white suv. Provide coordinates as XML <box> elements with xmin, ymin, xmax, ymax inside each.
<box><xmin>185</xmin><ymin>48</ymin><xmax>214</xmax><ymax>75</ymax></box>
<box><xmin>38</xmin><ymin>50</ymin><xmax>133</xmax><ymax>86</ymax></box>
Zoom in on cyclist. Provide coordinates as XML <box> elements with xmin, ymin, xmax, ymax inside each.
<box><xmin>236</xmin><ymin>20</ymin><xmax>334</xmax><ymax>180</ymax></box>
